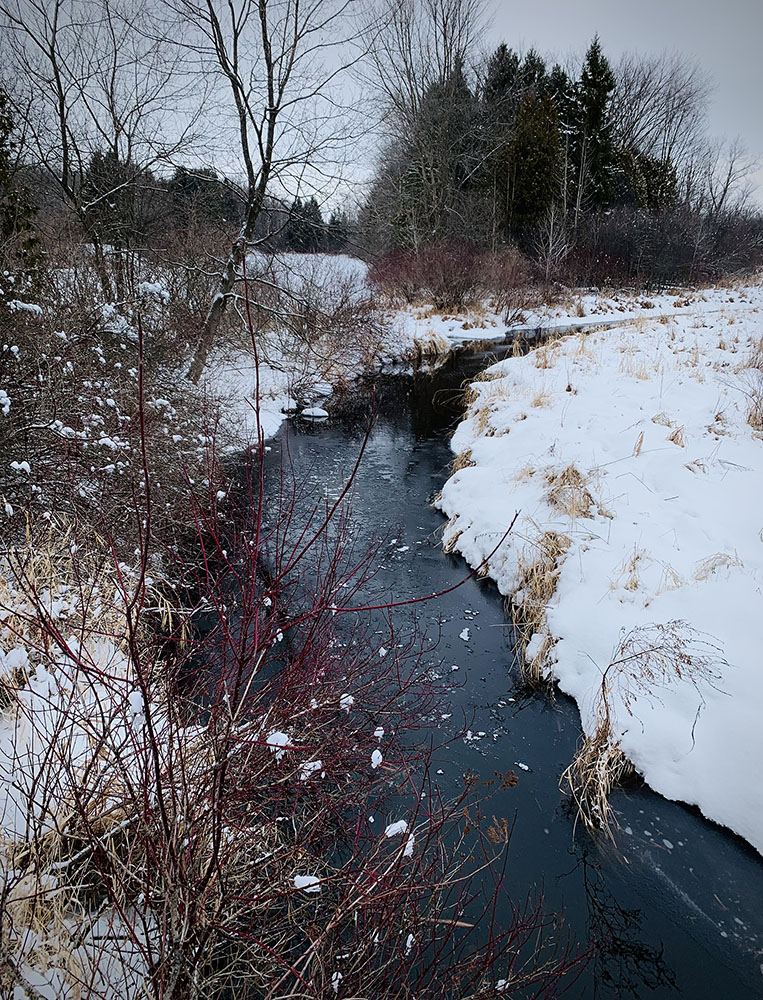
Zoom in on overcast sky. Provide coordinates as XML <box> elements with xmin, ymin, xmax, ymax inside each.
<box><xmin>486</xmin><ymin>0</ymin><xmax>763</xmax><ymax>204</ymax></box>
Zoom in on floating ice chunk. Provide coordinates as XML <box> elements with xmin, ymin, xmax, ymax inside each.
<box><xmin>371</xmin><ymin>749</ymin><xmax>383</xmax><ymax>769</ymax></box>
<box><xmin>294</xmin><ymin>874</ymin><xmax>321</xmax><ymax>893</ymax></box>
<box><xmin>459</xmin><ymin>627</ymin><xmax>470</xmax><ymax>641</ymax></box>
<box><xmin>385</xmin><ymin>819</ymin><xmax>408</xmax><ymax>838</ymax></box>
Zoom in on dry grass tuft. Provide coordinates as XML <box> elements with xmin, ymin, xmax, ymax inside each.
<box><xmin>692</xmin><ymin>551</ymin><xmax>742</xmax><ymax>581</ymax></box>
<box><xmin>533</xmin><ymin>341</ymin><xmax>562</xmax><ymax>370</ymax></box>
<box><xmin>563</xmin><ymin>621</ymin><xmax>724</xmax><ymax>838</ymax></box>
<box><xmin>667</xmin><ymin>425</ymin><xmax>685</xmax><ymax>447</ymax></box>
<box><xmin>508</xmin><ymin>530</ymin><xmax>571</xmax><ymax>686</ymax></box>
<box><xmin>451</xmin><ymin>449</ymin><xmax>476</xmax><ymax>473</ymax></box>
<box><xmin>742</xmin><ymin>337</ymin><xmax>763</xmax><ymax>431</ymax></box>
<box><xmin>651</xmin><ymin>412</ymin><xmax>673</xmax><ymax>427</ymax></box>
<box><xmin>544</xmin><ymin>465</ymin><xmax>594</xmax><ymax>519</ymax></box>
<box><xmin>612</xmin><ymin>545</ymin><xmax>647</xmax><ymax>592</ymax></box>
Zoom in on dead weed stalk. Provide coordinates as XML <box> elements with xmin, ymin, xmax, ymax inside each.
<box><xmin>563</xmin><ymin>621</ymin><xmax>724</xmax><ymax>839</ymax></box>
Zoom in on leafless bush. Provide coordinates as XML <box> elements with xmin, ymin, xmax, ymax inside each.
<box><xmin>369</xmin><ymin>242</ymin><xmax>534</xmax><ymax>313</ymax></box>
<box><xmin>239</xmin><ymin>254</ymin><xmax>387</xmax><ymax>400</ymax></box>
<box><xmin>0</xmin><ymin>255</ymin><xmax>223</xmax><ymax>552</ymax></box>
<box><xmin>0</xmin><ymin>394</ymin><xmax>583</xmax><ymax>998</ymax></box>
<box><xmin>8</xmin><ymin>453</ymin><xmax>574</xmax><ymax>991</ymax></box>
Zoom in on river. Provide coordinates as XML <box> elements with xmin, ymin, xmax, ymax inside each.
<box><xmin>262</xmin><ymin>341</ymin><xmax>763</xmax><ymax>998</ymax></box>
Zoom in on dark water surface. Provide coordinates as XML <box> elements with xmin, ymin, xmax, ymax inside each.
<box><xmin>264</xmin><ymin>346</ymin><xmax>763</xmax><ymax>999</ymax></box>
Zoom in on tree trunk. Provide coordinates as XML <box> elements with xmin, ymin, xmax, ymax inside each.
<box><xmin>187</xmin><ymin>184</ymin><xmax>267</xmax><ymax>383</ymax></box>
<box><xmin>187</xmin><ymin>235</ymin><xmax>246</xmax><ymax>383</ymax></box>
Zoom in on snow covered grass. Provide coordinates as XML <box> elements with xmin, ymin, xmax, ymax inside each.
<box><xmin>0</xmin><ymin>527</ymin><xmax>157</xmax><ymax>997</ymax></box>
<box><xmin>437</xmin><ymin>282</ymin><xmax>763</xmax><ymax>851</ymax></box>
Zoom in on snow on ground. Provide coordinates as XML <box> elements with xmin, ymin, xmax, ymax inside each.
<box><xmin>204</xmin><ymin>347</ymin><xmax>295</xmax><ymax>443</ymax></box>
<box><xmin>393</xmin><ymin>280</ymin><xmax>763</xmax><ymax>351</ymax></box>
<box><xmin>436</xmin><ymin>282</ymin><xmax>763</xmax><ymax>853</ymax></box>
<box><xmin>205</xmin><ymin>254</ymin><xmax>383</xmax><ymax>441</ymax></box>
<box><xmin>516</xmin><ymin>282</ymin><xmax>762</xmax><ymax>334</ymax></box>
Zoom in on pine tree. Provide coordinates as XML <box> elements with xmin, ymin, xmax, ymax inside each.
<box><xmin>518</xmin><ymin>49</ymin><xmax>547</xmax><ymax>95</ymax></box>
<box><xmin>0</xmin><ymin>88</ymin><xmax>39</xmax><ymax>295</ymax></box>
<box><xmin>325</xmin><ymin>209</ymin><xmax>350</xmax><ymax>252</ymax></box>
<box><xmin>284</xmin><ymin>196</ymin><xmax>325</xmax><ymax>252</ymax></box>
<box><xmin>506</xmin><ymin>94</ymin><xmax>562</xmax><ymax>238</ymax></box>
<box><xmin>482</xmin><ymin>44</ymin><xmax>520</xmax><ymax>113</ymax></box>
<box><xmin>80</xmin><ymin>150</ymin><xmax>156</xmax><ymax>252</ymax></box>
<box><xmin>168</xmin><ymin>166</ymin><xmax>243</xmax><ymax>228</ymax></box>
<box><xmin>570</xmin><ymin>36</ymin><xmax>616</xmax><ymax>217</ymax></box>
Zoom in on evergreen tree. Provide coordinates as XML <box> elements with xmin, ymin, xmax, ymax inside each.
<box><xmin>482</xmin><ymin>44</ymin><xmax>520</xmax><ymax>113</ymax></box>
<box><xmin>81</xmin><ymin>150</ymin><xmax>146</xmax><ymax>250</ymax></box>
<box><xmin>168</xmin><ymin>166</ymin><xmax>243</xmax><ymax>228</ymax></box>
<box><xmin>325</xmin><ymin>208</ymin><xmax>351</xmax><ymax>252</ymax></box>
<box><xmin>380</xmin><ymin>60</ymin><xmax>479</xmax><ymax>248</ymax></box>
<box><xmin>570</xmin><ymin>36</ymin><xmax>616</xmax><ymax>216</ymax></box>
<box><xmin>518</xmin><ymin>49</ymin><xmax>548</xmax><ymax>95</ymax></box>
<box><xmin>615</xmin><ymin>150</ymin><xmax>678</xmax><ymax>213</ymax></box>
<box><xmin>506</xmin><ymin>94</ymin><xmax>562</xmax><ymax>238</ymax></box>
<box><xmin>284</xmin><ymin>196</ymin><xmax>325</xmax><ymax>252</ymax></box>
<box><xmin>0</xmin><ymin>88</ymin><xmax>39</xmax><ymax>292</ymax></box>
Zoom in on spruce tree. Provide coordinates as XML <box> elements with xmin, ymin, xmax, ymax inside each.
<box><xmin>570</xmin><ymin>36</ymin><xmax>616</xmax><ymax>215</ymax></box>
<box><xmin>482</xmin><ymin>44</ymin><xmax>521</xmax><ymax>113</ymax></box>
<box><xmin>284</xmin><ymin>196</ymin><xmax>325</xmax><ymax>252</ymax></box>
<box><xmin>326</xmin><ymin>209</ymin><xmax>350</xmax><ymax>252</ymax></box>
<box><xmin>506</xmin><ymin>94</ymin><xmax>562</xmax><ymax>238</ymax></box>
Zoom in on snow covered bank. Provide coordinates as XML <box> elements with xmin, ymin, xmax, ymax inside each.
<box><xmin>203</xmin><ymin>253</ymin><xmax>453</xmax><ymax>442</ymax></box>
<box><xmin>437</xmin><ymin>284</ymin><xmax>763</xmax><ymax>852</ymax></box>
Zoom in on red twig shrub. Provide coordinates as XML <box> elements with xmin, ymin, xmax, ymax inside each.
<box><xmin>0</xmin><ymin>278</ymin><xmax>585</xmax><ymax>998</ymax></box>
<box><xmin>369</xmin><ymin>242</ymin><xmax>534</xmax><ymax>314</ymax></box>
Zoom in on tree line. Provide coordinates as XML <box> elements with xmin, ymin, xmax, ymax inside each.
<box><xmin>0</xmin><ymin>0</ymin><xmax>761</xmax><ymax>374</ymax></box>
<box><xmin>362</xmin><ymin>0</ymin><xmax>761</xmax><ymax>288</ymax></box>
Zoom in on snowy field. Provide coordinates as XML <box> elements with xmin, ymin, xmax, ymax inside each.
<box><xmin>436</xmin><ymin>281</ymin><xmax>763</xmax><ymax>853</ymax></box>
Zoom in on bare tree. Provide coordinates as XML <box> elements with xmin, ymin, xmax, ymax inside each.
<box><xmin>0</xmin><ymin>0</ymin><xmax>199</xmax><ymax>299</ymax></box>
<box><xmin>534</xmin><ymin>202</ymin><xmax>570</xmax><ymax>283</ymax></box>
<box><xmin>697</xmin><ymin>136</ymin><xmax>757</xmax><ymax>216</ymax></box>
<box><xmin>610</xmin><ymin>52</ymin><xmax>711</xmax><ymax>169</ymax></box>
<box><xmin>365</xmin><ymin>0</ymin><xmax>485</xmax><ymax>129</ymax></box>
<box><xmin>166</xmin><ymin>0</ymin><xmax>373</xmax><ymax>383</ymax></box>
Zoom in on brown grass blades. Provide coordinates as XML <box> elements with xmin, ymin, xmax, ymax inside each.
<box><xmin>563</xmin><ymin>621</ymin><xmax>725</xmax><ymax>839</ymax></box>
<box><xmin>451</xmin><ymin>449</ymin><xmax>476</xmax><ymax>473</ymax></box>
<box><xmin>544</xmin><ymin>465</ymin><xmax>594</xmax><ymax>520</ymax></box>
<box><xmin>508</xmin><ymin>530</ymin><xmax>571</xmax><ymax>687</ymax></box>
<box><xmin>0</xmin><ymin>312</ymin><xmax>583</xmax><ymax>998</ymax></box>
<box><xmin>742</xmin><ymin>337</ymin><xmax>763</xmax><ymax>431</ymax></box>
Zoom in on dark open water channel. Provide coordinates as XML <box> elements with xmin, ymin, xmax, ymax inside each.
<box><xmin>263</xmin><ymin>343</ymin><xmax>763</xmax><ymax>999</ymax></box>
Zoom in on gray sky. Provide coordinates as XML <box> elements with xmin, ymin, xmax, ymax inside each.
<box><xmin>486</xmin><ymin>0</ymin><xmax>763</xmax><ymax>204</ymax></box>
